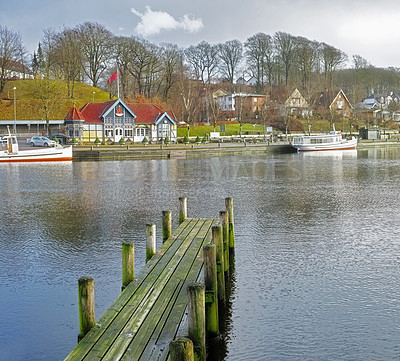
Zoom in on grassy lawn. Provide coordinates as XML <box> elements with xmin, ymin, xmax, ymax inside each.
<box><xmin>178</xmin><ymin>123</ymin><xmax>266</xmax><ymax>137</ymax></box>
<box><xmin>0</xmin><ymin>79</ymin><xmax>111</xmax><ymax>120</ymax></box>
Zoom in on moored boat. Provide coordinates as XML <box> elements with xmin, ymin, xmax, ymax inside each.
<box><xmin>0</xmin><ymin>131</ymin><xmax>72</xmax><ymax>162</ymax></box>
<box><xmin>291</xmin><ymin>128</ymin><xmax>357</xmax><ymax>152</ymax></box>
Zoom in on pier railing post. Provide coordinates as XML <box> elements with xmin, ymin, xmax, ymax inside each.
<box><xmin>146</xmin><ymin>224</ymin><xmax>156</xmax><ymax>262</ymax></box>
<box><xmin>122</xmin><ymin>241</ymin><xmax>134</xmax><ymax>290</ymax></box>
<box><xmin>162</xmin><ymin>210</ymin><xmax>172</xmax><ymax>242</ymax></box>
<box><xmin>169</xmin><ymin>337</ymin><xmax>194</xmax><ymax>361</ymax></box>
<box><xmin>179</xmin><ymin>197</ymin><xmax>187</xmax><ymax>224</ymax></box>
<box><xmin>204</xmin><ymin>244</ymin><xmax>219</xmax><ymax>337</ymax></box>
<box><xmin>78</xmin><ymin>276</ymin><xmax>95</xmax><ymax>342</ymax></box>
<box><xmin>211</xmin><ymin>225</ymin><xmax>225</xmax><ymax>301</ymax></box>
<box><xmin>187</xmin><ymin>283</ymin><xmax>206</xmax><ymax>361</ymax></box>
<box><xmin>219</xmin><ymin>211</ymin><xmax>229</xmax><ymax>272</ymax></box>
<box><xmin>225</xmin><ymin>197</ymin><xmax>235</xmax><ymax>250</ymax></box>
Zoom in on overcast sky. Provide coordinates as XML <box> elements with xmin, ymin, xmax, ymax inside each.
<box><xmin>3</xmin><ymin>0</ymin><xmax>400</xmax><ymax>68</ymax></box>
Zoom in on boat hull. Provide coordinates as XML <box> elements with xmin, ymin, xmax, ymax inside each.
<box><xmin>292</xmin><ymin>138</ymin><xmax>357</xmax><ymax>152</ymax></box>
<box><xmin>0</xmin><ymin>146</ymin><xmax>73</xmax><ymax>162</ymax></box>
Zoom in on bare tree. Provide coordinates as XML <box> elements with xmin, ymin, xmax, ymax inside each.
<box><xmin>126</xmin><ymin>37</ymin><xmax>161</xmax><ymax>96</ymax></box>
<box><xmin>52</xmin><ymin>28</ymin><xmax>83</xmax><ymax>98</ymax></box>
<box><xmin>34</xmin><ymin>78</ymin><xmax>64</xmax><ymax>136</ymax></box>
<box><xmin>320</xmin><ymin>42</ymin><xmax>348</xmax><ymax>88</ymax></box>
<box><xmin>0</xmin><ymin>26</ymin><xmax>25</xmax><ymax>92</ymax></box>
<box><xmin>76</xmin><ymin>22</ymin><xmax>114</xmax><ymax>87</ymax></box>
<box><xmin>218</xmin><ymin>39</ymin><xmax>243</xmax><ymax>84</ymax></box>
<box><xmin>160</xmin><ymin>43</ymin><xmax>182</xmax><ymax>101</ymax></box>
<box><xmin>245</xmin><ymin>33</ymin><xmax>274</xmax><ymax>90</ymax></box>
<box><xmin>296</xmin><ymin>37</ymin><xmax>320</xmax><ymax>93</ymax></box>
<box><xmin>184</xmin><ymin>41</ymin><xmax>219</xmax><ymax>84</ymax></box>
<box><xmin>273</xmin><ymin>31</ymin><xmax>298</xmax><ymax>86</ymax></box>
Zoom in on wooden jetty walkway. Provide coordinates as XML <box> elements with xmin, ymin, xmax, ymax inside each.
<box><xmin>64</xmin><ymin>198</ymin><xmax>235</xmax><ymax>361</ymax></box>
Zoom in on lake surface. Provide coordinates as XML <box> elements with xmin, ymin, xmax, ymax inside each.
<box><xmin>0</xmin><ymin>149</ymin><xmax>399</xmax><ymax>361</ymax></box>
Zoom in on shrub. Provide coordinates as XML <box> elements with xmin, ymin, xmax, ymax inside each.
<box><xmin>119</xmin><ymin>137</ymin><xmax>126</xmax><ymax>145</ymax></box>
<box><xmin>164</xmin><ymin>136</ymin><xmax>170</xmax><ymax>144</ymax></box>
<box><xmin>195</xmin><ymin>136</ymin><xmax>200</xmax><ymax>143</ymax></box>
<box><xmin>94</xmin><ymin>137</ymin><xmax>101</xmax><ymax>144</ymax></box>
<box><xmin>142</xmin><ymin>137</ymin><xmax>148</xmax><ymax>144</ymax></box>
<box><xmin>183</xmin><ymin>135</ymin><xmax>189</xmax><ymax>144</ymax></box>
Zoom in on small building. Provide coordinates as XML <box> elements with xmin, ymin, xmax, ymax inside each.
<box><xmin>359</xmin><ymin>128</ymin><xmax>380</xmax><ymax>140</ymax></box>
<box><xmin>64</xmin><ymin>99</ymin><xmax>177</xmax><ymax>143</ymax></box>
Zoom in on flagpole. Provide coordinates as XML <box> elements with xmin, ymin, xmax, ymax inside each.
<box><xmin>117</xmin><ymin>67</ymin><xmax>120</xmax><ymax>99</ymax></box>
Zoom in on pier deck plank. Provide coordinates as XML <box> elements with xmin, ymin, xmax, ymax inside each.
<box><xmin>64</xmin><ymin>218</ymin><xmax>216</xmax><ymax>361</ymax></box>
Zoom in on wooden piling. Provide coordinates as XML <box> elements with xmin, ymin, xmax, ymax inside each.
<box><xmin>204</xmin><ymin>244</ymin><xmax>219</xmax><ymax>337</ymax></box>
<box><xmin>78</xmin><ymin>276</ymin><xmax>95</xmax><ymax>342</ymax></box>
<box><xmin>211</xmin><ymin>225</ymin><xmax>225</xmax><ymax>301</ymax></box>
<box><xmin>225</xmin><ymin>197</ymin><xmax>235</xmax><ymax>250</ymax></box>
<box><xmin>169</xmin><ymin>338</ymin><xmax>194</xmax><ymax>361</ymax></box>
<box><xmin>162</xmin><ymin>210</ymin><xmax>172</xmax><ymax>242</ymax></box>
<box><xmin>219</xmin><ymin>211</ymin><xmax>229</xmax><ymax>272</ymax></box>
<box><xmin>179</xmin><ymin>197</ymin><xmax>187</xmax><ymax>224</ymax></box>
<box><xmin>187</xmin><ymin>283</ymin><xmax>206</xmax><ymax>361</ymax></box>
<box><xmin>122</xmin><ymin>241</ymin><xmax>134</xmax><ymax>290</ymax></box>
<box><xmin>146</xmin><ymin>224</ymin><xmax>156</xmax><ymax>262</ymax></box>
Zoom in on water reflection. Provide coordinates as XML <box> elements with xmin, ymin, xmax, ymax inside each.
<box><xmin>0</xmin><ymin>150</ymin><xmax>399</xmax><ymax>361</ymax></box>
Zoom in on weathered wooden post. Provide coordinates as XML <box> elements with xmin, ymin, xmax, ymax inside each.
<box><xmin>122</xmin><ymin>241</ymin><xmax>134</xmax><ymax>290</ymax></box>
<box><xmin>212</xmin><ymin>225</ymin><xmax>225</xmax><ymax>301</ymax></box>
<box><xmin>146</xmin><ymin>224</ymin><xmax>156</xmax><ymax>262</ymax></box>
<box><xmin>78</xmin><ymin>276</ymin><xmax>95</xmax><ymax>342</ymax></box>
<box><xmin>225</xmin><ymin>197</ymin><xmax>235</xmax><ymax>250</ymax></box>
<box><xmin>169</xmin><ymin>337</ymin><xmax>194</xmax><ymax>361</ymax></box>
<box><xmin>187</xmin><ymin>283</ymin><xmax>206</xmax><ymax>361</ymax></box>
<box><xmin>162</xmin><ymin>210</ymin><xmax>172</xmax><ymax>242</ymax></box>
<box><xmin>179</xmin><ymin>197</ymin><xmax>187</xmax><ymax>224</ymax></box>
<box><xmin>204</xmin><ymin>244</ymin><xmax>219</xmax><ymax>337</ymax></box>
<box><xmin>219</xmin><ymin>211</ymin><xmax>229</xmax><ymax>272</ymax></box>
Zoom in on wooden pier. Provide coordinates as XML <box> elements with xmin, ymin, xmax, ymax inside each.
<box><xmin>64</xmin><ymin>198</ymin><xmax>235</xmax><ymax>361</ymax></box>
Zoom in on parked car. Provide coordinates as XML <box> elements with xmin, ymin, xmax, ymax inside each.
<box><xmin>51</xmin><ymin>133</ymin><xmax>67</xmax><ymax>144</ymax></box>
<box><xmin>29</xmin><ymin>136</ymin><xmax>56</xmax><ymax>147</ymax></box>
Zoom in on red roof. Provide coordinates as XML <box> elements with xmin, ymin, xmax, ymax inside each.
<box><xmin>65</xmin><ymin>100</ymin><xmax>177</xmax><ymax>124</ymax></box>
<box><xmin>79</xmin><ymin>101</ymin><xmax>115</xmax><ymax>123</ymax></box>
<box><xmin>126</xmin><ymin>103</ymin><xmax>176</xmax><ymax>124</ymax></box>
<box><xmin>64</xmin><ymin>106</ymin><xmax>85</xmax><ymax>121</ymax></box>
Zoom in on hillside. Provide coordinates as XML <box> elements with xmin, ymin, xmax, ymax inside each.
<box><xmin>0</xmin><ymin>79</ymin><xmax>112</xmax><ymax>120</ymax></box>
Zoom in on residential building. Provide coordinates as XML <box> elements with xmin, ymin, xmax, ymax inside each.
<box><xmin>314</xmin><ymin>89</ymin><xmax>353</xmax><ymax>117</ymax></box>
<box><xmin>218</xmin><ymin>93</ymin><xmax>266</xmax><ymax>112</ymax></box>
<box><xmin>3</xmin><ymin>59</ymin><xmax>34</xmax><ymax>80</ymax></box>
<box><xmin>284</xmin><ymin>88</ymin><xmax>312</xmax><ymax>117</ymax></box>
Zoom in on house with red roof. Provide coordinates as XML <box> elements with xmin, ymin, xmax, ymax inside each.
<box><xmin>64</xmin><ymin>99</ymin><xmax>177</xmax><ymax>143</ymax></box>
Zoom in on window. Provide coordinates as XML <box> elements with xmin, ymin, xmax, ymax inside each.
<box><xmin>337</xmin><ymin>101</ymin><xmax>343</xmax><ymax>109</ymax></box>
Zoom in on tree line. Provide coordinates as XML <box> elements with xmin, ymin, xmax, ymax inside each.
<box><xmin>2</xmin><ymin>22</ymin><xmax>400</xmax><ymax>127</ymax></box>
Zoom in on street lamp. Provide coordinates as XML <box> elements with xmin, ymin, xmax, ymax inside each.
<box><xmin>13</xmin><ymin>87</ymin><xmax>16</xmax><ymax>135</ymax></box>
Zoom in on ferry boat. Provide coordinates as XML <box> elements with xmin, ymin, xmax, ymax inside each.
<box><xmin>291</xmin><ymin>128</ymin><xmax>357</xmax><ymax>152</ymax></box>
<box><xmin>0</xmin><ymin>130</ymin><xmax>72</xmax><ymax>162</ymax></box>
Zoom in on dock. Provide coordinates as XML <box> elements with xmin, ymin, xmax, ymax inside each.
<box><xmin>64</xmin><ymin>198</ymin><xmax>235</xmax><ymax>361</ymax></box>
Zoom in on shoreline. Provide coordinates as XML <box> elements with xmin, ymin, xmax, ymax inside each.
<box><xmin>71</xmin><ymin>140</ymin><xmax>400</xmax><ymax>161</ymax></box>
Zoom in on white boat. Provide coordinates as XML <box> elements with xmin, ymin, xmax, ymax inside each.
<box><xmin>0</xmin><ymin>131</ymin><xmax>72</xmax><ymax>162</ymax></box>
<box><xmin>291</xmin><ymin>128</ymin><xmax>357</xmax><ymax>152</ymax></box>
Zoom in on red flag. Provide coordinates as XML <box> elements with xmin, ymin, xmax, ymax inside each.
<box><xmin>107</xmin><ymin>70</ymin><xmax>117</xmax><ymax>83</ymax></box>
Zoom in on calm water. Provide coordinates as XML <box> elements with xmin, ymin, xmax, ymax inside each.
<box><xmin>0</xmin><ymin>149</ymin><xmax>399</xmax><ymax>361</ymax></box>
